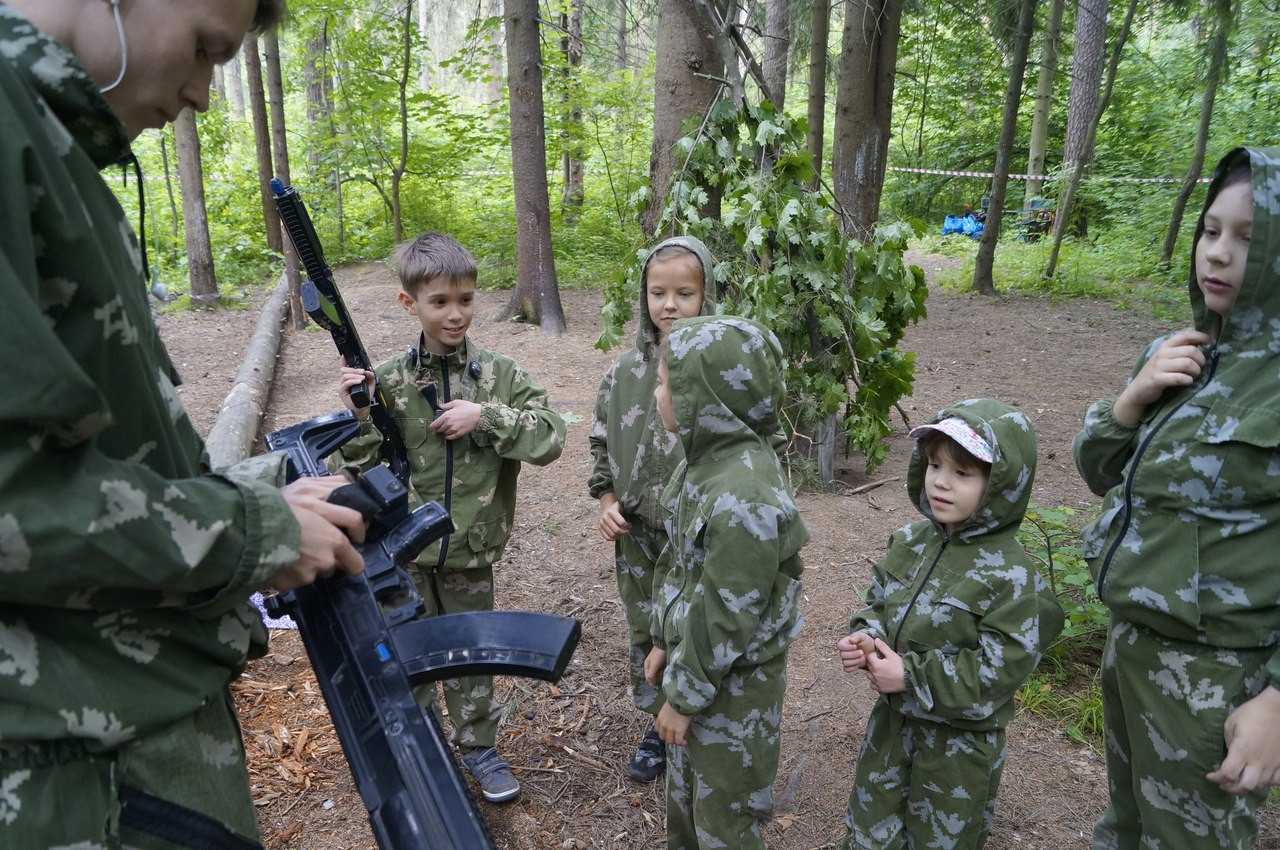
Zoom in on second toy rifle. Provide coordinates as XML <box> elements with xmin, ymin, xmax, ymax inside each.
<box><xmin>270</xmin><ymin>177</ymin><xmax>410</xmax><ymax>484</ymax></box>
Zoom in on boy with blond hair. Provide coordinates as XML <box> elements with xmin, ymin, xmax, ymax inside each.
<box><xmin>337</xmin><ymin>232</ymin><xmax>566</xmax><ymax>802</ymax></box>
<box><xmin>588</xmin><ymin>236</ymin><xmax>717</xmax><ymax>781</ymax></box>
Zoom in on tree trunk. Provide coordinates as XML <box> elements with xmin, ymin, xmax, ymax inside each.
<box><xmin>497</xmin><ymin>0</ymin><xmax>567</xmax><ymax>336</ymax></box>
<box><xmin>174</xmin><ymin>109</ymin><xmax>217</xmax><ymax>306</ymax></box>
<box><xmin>972</xmin><ymin>0</ymin><xmax>1039</xmax><ymax>295</ymax></box>
<box><xmin>243</xmin><ymin>32</ymin><xmax>280</xmax><ymax>255</ymax></box>
<box><xmin>225</xmin><ymin>53</ymin><xmax>245</xmax><ymax>121</ymax></box>
<box><xmin>213</xmin><ymin>65</ymin><xmax>226</xmax><ymax>106</ymax></box>
<box><xmin>305</xmin><ymin>30</ymin><xmax>328</xmax><ymax>178</ymax></box>
<box><xmin>264</xmin><ymin>30</ymin><xmax>303</xmax><ymax>329</ymax></box>
<box><xmin>1056</xmin><ymin>0</ymin><xmax>1108</xmax><ymax>236</ymax></box>
<box><xmin>806</xmin><ymin>0</ymin><xmax>830</xmax><ymax>189</ymax></box>
<box><xmin>639</xmin><ymin>0</ymin><xmax>726</xmax><ymax>237</ymax></box>
<box><xmin>616</xmin><ymin>0</ymin><xmax>629</xmax><ymax>70</ymax></box>
<box><xmin>830</xmin><ymin>0</ymin><xmax>905</xmax><ymax>241</ymax></box>
<box><xmin>392</xmin><ymin>0</ymin><xmax>412</xmax><ymax>244</ymax></box>
<box><xmin>1025</xmin><ymin>0</ymin><xmax>1066</xmax><ymax>206</ymax></box>
<box><xmin>160</xmin><ymin>133</ymin><xmax>178</xmax><ymax>239</ymax></box>
<box><xmin>1043</xmin><ymin>0</ymin><xmax>1138</xmax><ymax>278</ymax></box>
<box><xmin>1160</xmin><ymin>0</ymin><xmax>1233</xmax><ymax>267</ymax></box>
<box><xmin>560</xmin><ymin>0</ymin><xmax>585</xmax><ymax>218</ymax></box>
<box><xmin>488</xmin><ymin>0</ymin><xmax>505</xmax><ymax>106</ymax></box>
<box><xmin>764</xmin><ymin>0</ymin><xmax>790</xmax><ymax>110</ymax></box>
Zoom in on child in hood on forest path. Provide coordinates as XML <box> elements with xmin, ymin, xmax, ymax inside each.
<box><xmin>1073</xmin><ymin>146</ymin><xmax>1280</xmax><ymax>850</ymax></box>
<box><xmin>642</xmin><ymin>315</ymin><xmax>809</xmax><ymax>849</ymax></box>
<box><xmin>587</xmin><ymin>236</ymin><xmax>717</xmax><ymax>782</ymax></box>
<box><xmin>335</xmin><ymin>232</ymin><xmax>566</xmax><ymax>803</ymax></box>
<box><xmin>836</xmin><ymin>399</ymin><xmax>1064</xmax><ymax>850</ymax></box>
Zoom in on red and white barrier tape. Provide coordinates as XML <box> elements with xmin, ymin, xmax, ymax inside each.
<box><xmin>886</xmin><ymin>166</ymin><xmax>1211</xmax><ymax>184</ymax></box>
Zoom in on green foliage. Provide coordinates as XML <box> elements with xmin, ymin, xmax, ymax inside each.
<box><xmin>599</xmin><ymin>99</ymin><xmax>928</xmax><ymax>471</ymax></box>
<box><xmin>1015</xmin><ymin>503</ymin><xmax>1108</xmax><ymax>746</ymax></box>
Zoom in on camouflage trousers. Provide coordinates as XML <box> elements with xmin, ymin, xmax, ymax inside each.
<box><xmin>410</xmin><ymin>564</ymin><xmax>503</xmax><ymax>753</ymax></box>
<box><xmin>0</xmin><ymin>690</ymin><xmax>261</xmax><ymax>849</ymax></box>
<box><xmin>1092</xmin><ymin>619</ymin><xmax>1271</xmax><ymax>850</ymax></box>
<box><xmin>665</xmin><ymin>650</ymin><xmax>787</xmax><ymax>850</ymax></box>
<box><xmin>615</xmin><ymin>519</ymin><xmax>668</xmax><ymax>716</ymax></box>
<box><xmin>841</xmin><ymin>700</ymin><xmax>1004</xmax><ymax>850</ymax></box>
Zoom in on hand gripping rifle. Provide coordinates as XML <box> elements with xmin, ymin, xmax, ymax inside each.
<box><xmin>270</xmin><ymin>177</ymin><xmax>410</xmax><ymax>484</ymax></box>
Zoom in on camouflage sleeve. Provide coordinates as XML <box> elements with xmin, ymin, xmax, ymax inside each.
<box><xmin>1072</xmin><ymin>397</ymin><xmax>1140</xmax><ymax>497</ymax></box>
<box><xmin>328</xmin><ymin>418</ymin><xmax>384</xmax><ymax>473</ymax></box>
<box><xmin>898</xmin><ymin>564</ymin><xmax>1046</xmax><ymax>723</ymax></box>
<box><xmin>848</xmin><ymin>540</ymin><xmax>894</xmax><ymax>640</ymax></box>
<box><xmin>0</xmin><ymin>266</ymin><xmax>300</xmax><ymax>609</ymax></box>
<box><xmin>649</xmin><ymin>538</ymin><xmax>673</xmax><ymax>650</ymax></box>
<box><xmin>586</xmin><ymin>363</ymin><xmax>617</xmax><ymax>499</ymax></box>
<box><xmin>1073</xmin><ymin>338</ymin><xmax>1164</xmax><ymax>497</ymax></box>
<box><xmin>664</xmin><ymin>505</ymin><xmax>785</xmax><ymax>715</ymax></box>
<box><xmin>473</xmin><ymin>362</ymin><xmax>565</xmax><ymax>466</ymax></box>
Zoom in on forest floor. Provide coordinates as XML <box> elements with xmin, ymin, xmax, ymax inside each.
<box><xmin>155</xmin><ymin>250</ymin><xmax>1279</xmax><ymax>850</ymax></box>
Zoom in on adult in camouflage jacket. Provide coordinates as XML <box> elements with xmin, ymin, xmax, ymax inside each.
<box><xmin>1073</xmin><ymin>146</ymin><xmax>1280</xmax><ymax>850</ymax></box>
<box><xmin>334</xmin><ymin>331</ymin><xmax>565</xmax><ymax>755</ymax></box>
<box><xmin>587</xmin><ymin>236</ymin><xmax>717</xmax><ymax>767</ymax></box>
<box><xmin>646</xmin><ymin>315</ymin><xmax>809</xmax><ymax>849</ymax></box>
<box><xmin>0</xmin><ymin>3</ymin><xmax>369</xmax><ymax>847</ymax></box>
<box><xmin>840</xmin><ymin>399</ymin><xmax>1063</xmax><ymax>850</ymax></box>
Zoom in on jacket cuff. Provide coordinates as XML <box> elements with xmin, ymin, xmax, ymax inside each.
<box><xmin>476</xmin><ymin>402</ymin><xmax>503</xmax><ymax>435</ymax></box>
<box><xmin>1085</xmin><ymin>397</ymin><xmax>1140</xmax><ymax>439</ymax></box>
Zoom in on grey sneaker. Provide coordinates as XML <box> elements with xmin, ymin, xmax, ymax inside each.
<box><xmin>461</xmin><ymin>746</ymin><xmax>520</xmax><ymax>803</ymax></box>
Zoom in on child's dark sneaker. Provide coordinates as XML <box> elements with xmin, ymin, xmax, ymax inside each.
<box><xmin>627</xmin><ymin>727</ymin><xmax>666</xmax><ymax>782</ymax></box>
<box><xmin>462</xmin><ymin>746</ymin><xmax>520</xmax><ymax>802</ymax></box>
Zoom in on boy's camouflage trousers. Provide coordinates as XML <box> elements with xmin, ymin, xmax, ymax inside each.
<box><xmin>1091</xmin><ymin>619</ymin><xmax>1271</xmax><ymax>850</ymax></box>
<box><xmin>665</xmin><ymin>651</ymin><xmax>787</xmax><ymax>850</ymax></box>
<box><xmin>841</xmin><ymin>701</ymin><xmax>1004</xmax><ymax>850</ymax></box>
<box><xmin>409</xmin><ymin>564</ymin><xmax>503</xmax><ymax>752</ymax></box>
<box><xmin>0</xmin><ymin>692</ymin><xmax>261</xmax><ymax>849</ymax></box>
<box><xmin>615</xmin><ymin>519</ymin><xmax>668</xmax><ymax>716</ymax></box>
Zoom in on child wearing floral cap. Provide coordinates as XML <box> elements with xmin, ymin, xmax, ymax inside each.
<box><xmin>835</xmin><ymin>399</ymin><xmax>1063</xmax><ymax>849</ymax></box>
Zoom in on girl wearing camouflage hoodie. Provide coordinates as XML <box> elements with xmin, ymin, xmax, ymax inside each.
<box><xmin>588</xmin><ymin>236</ymin><xmax>717</xmax><ymax>781</ymax></box>
<box><xmin>837</xmin><ymin>399</ymin><xmax>1063</xmax><ymax>850</ymax></box>
<box><xmin>643</xmin><ymin>315</ymin><xmax>809</xmax><ymax>850</ymax></box>
<box><xmin>1074</xmin><ymin>146</ymin><xmax>1280</xmax><ymax>850</ymax></box>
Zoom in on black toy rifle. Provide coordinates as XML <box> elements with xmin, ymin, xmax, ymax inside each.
<box><xmin>264</xmin><ymin>411</ymin><xmax>582</xmax><ymax>849</ymax></box>
<box><xmin>270</xmin><ymin>178</ymin><xmax>410</xmax><ymax>484</ymax></box>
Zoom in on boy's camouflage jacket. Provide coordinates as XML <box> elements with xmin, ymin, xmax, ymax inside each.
<box><xmin>588</xmin><ymin>236</ymin><xmax>717</xmax><ymax>528</ymax></box>
<box><xmin>852</xmin><ymin>399</ymin><xmax>1063</xmax><ymax>732</ymax></box>
<box><xmin>1073</xmin><ymin>146</ymin><xmax>1280</xmax><ymax>688</ymax></box>
<box><xmin>0</xmin><ymin>7</ymin><xmax>301</xmax><ymax>746</ymax></box>
<box><xmin>335</xmin><ymin>335</ymin><xmax>565</xmax><ymax>571</ymax></box>
<box><xmin>651</xmin><ymin>316</ymin><xmax>809</xmax><ymax>716</ymax></box>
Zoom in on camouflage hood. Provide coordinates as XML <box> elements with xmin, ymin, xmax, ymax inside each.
<box><xmin>665</xmin><ymin>315</ymin><xmax>786</xmax><ymax>464</ymax></box>
<box><xmin>635</xmin><ymin>235</ymin><xmax>718</xmax><ymax>358</ymax></box>
<box><xmin>906</xmin><ymin>399</ymin><xmax>1037</xmax><ymax>542</ymax></box>
<box><xmin>1189</xmin><ymin>147</ymin><xmax>1280</xmax><ymax>362</ymax></box>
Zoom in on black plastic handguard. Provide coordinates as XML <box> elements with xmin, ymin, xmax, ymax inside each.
<box><xmin>262</xmin><ymin>412</ymin><xmax>582</xmax><ymax>849</ymax></box>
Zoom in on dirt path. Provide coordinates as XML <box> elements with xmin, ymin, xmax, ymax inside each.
<box><xmin>155</xmin><ymin>255</ymin><xmax>1278</xmax><ymax>850</ymax></box>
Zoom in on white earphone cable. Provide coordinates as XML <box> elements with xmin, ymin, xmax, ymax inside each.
<box><xmin>98</xmin><ymin>0</ymin><xmax>127</xmax><ymax>94</ymax></box>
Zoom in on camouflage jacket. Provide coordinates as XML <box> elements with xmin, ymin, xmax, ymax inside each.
<box><xmin>651</xmin><ymin>316</ymin><xmax>809</xmax><ymax>716</ymax></box>
<box><xmin>588</xmin><ymin>236</ymin><xmax>718</xmax><ymax>528</ymax></box>
<box><xmin>852</xmin><ymin>400</ymin><xmax>1063</xmax><ymax>731</ymax></box>
<box><xmin>1073</xmin><ymin>146</ymin><xmax>1280</xmax><ymax>687</ymax></box>
<box><xmin>335</xmin><ymin>335</ymin><xmax>565</xmax><ymax>572</ymax></box>
<box><xmin>0</xmin><ymin>7</ymin><xmax>300</xmax><ymax>747</ymax></box>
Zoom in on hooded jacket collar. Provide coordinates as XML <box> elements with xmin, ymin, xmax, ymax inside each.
<box><xmin>636</xmin><ymin>235</ymin><xmax>719</xmax><ymax>358</ymax></box>
<box><xmin>906</xmin><ymin>399</ymin><xmax>1037</xmax><ymax>542</ymax></box>
<box><xmin>0</xmin><ymin>6</ymin><xmax>132</xmax><ymax>169</ymax></box>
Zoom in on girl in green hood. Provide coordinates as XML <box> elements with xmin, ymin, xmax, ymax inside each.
<box><xmin>1074</xmin><ymin>147</ymin><xmax>1280</xmax><ymax>850</ymax></box>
